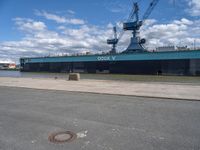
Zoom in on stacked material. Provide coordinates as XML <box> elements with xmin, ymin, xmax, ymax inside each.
<box><xmin>68</xmin><ymin>73</ymin><xmax>80</xmax><ymax>81</ymax></box>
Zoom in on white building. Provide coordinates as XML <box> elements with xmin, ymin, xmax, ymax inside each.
<box><xmin>156</xmin><ymin>46</ymin><xmax>175</xmax><ymax>52</ymax></box>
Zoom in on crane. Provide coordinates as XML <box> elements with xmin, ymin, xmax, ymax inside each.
<box><xmin>107</xmin><ymin>0</ymin><xmax>159</xmax><ymax>53</ymax></box>
<box><xmin>123</xmin><ymin>0</ymin><xmax>159</xmax><ymax>53</ymax></box>
<box><xmin>107</xmin><ymin>27</ymin><xmax>118</xmax><ymax>54</ymax></box>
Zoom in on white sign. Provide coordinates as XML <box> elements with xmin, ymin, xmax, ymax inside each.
<box><xmin>97</xmin><ymin>56</ymin><xmax>116</xmax><ymax>61</ymax></box>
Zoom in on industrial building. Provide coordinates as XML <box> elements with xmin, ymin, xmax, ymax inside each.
<box><xmin>20</xmin><ymin>50</ymin><xmax>200</xmax><ymax>76</ymax></box>
<box><xmin>0</xmin><ymin>63</ymin><xmax>16</xmax><ymax>70</ymax></box>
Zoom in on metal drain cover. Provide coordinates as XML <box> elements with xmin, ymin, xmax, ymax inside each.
<box><xmin>48</xmin><ymin>131</ymin><xmax>77</xmax><ymax>143</ymax></box>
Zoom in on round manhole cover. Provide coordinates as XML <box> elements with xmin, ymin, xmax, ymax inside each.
<box><xmin>48</xmin><ymin>131</ymin><xmax>77</xmax><ymax>143</ymax></box>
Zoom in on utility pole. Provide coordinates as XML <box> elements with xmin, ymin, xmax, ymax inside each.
<box><xmin>194</xmin><ymin>39</ymin><xmax>196</xmax><ymax>50</ymax></box>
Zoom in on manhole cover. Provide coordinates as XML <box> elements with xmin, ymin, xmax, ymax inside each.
<box><xmin>48</xmin><ymin>131</ymin><xmax>77</xmax><ymax>143</ymax></box>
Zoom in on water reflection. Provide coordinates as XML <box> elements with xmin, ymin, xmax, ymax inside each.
<box><xmin>0</xmin><ymin>70</ymin><xmax>68</xmax><ymax>79</ymax></box>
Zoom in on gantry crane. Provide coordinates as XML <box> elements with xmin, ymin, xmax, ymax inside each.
<box><xmin>107</xmin><ymin>27</ymin><xmax>118</xmax><ymax>54</ymax></box>
<box><xmin>123</xmin><ymin>0</ymin><xmax>159</xmax><ymax>53</ymax></box>
<box><xmin>107</xmin><ymin>0</ymin><xmax>159</xmax><ymax>53</ymax></box>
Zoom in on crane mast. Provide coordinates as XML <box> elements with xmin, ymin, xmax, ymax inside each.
<box><xmin>123</xmin><ymin>0</ymin><xmax>159</xmax><ymax>53</ymax></box>
<box><xmin>123</xmin><ymin>2</ymin><xmax>144</xmax><ymax>53</ymax></box>
<box><xmin>107</xmin><ymin>27</ymin><xmax>118</xmax><ymax>54</ymax></box>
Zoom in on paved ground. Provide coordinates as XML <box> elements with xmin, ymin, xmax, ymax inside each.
<box><xmin>0</xmin><ymin>86</ymin><xmax>200</xmax><ymax>150</ymax></box>
<box><xmin>0</xmin><ymin>77</ymin><xmax>200</xmax><ymax>100</ymax></box>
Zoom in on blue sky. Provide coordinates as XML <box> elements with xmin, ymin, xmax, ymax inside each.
<box><xmin>0</xmin><ymin>0</ymin><xmax>200</xmax><ymax>63</ymax></box>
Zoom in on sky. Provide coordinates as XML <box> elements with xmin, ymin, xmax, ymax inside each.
<box><xmin>0</xmin><ymin>0</ymin><xmax>200</xmax><ymax>63</ymax></box>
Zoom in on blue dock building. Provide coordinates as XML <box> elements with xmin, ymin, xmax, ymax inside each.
<box><xmin>20</xmin><ymin>50</ymin><xmax>200</xmax><ymax>76</ymax></box>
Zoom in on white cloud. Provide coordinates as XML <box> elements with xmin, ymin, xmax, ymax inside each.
<box><xmin>68</xmin><ymin>18</ymin><xmax>85</xmax><ymax>25</ymax></box>
<box><xmin>0</xmin><ymin>13</ymin><xmax>200</xmax><ymax>64</ymax></box>
<box><xmin>13</xmin><ymin>18</ymin><xmax>46</xmax><ymax>32</ymax></box>
<box><xmin>107</xmin><ymin>23</ymin><xmax>114</xmax><ymax>28</ymax></box>
<box><xmin>0</xmin><ymin>16</ymin><xmax>114</xmax><ymax>63</ymax></box>
<box><xmin>0</xmin><ymin>59</ymin><xmax>15</xmax><ymax>64</ymax></box>
<box><xmin>186</xmin><ymin>0</ymin><xmax>200</xmax><ymax>16</ymax></box>
<box><xmin>67</xmin><ymin>10</ymin><xmax>75</xmax><ymax>15</ymax></box>
<box><xmin>35</xmin><ymin>10</ymin><xmax>85</xmax><ymax>25</ymax></box>
<box><xmin>144</xmin><ymin>19</ymin><xmax>157</xmax><ymax>26</ymax></box>
<box><xmin>173</xmin><ymin>18</ymin><xmax>193</xmax><ymax>25</ymax></box>
<box><xmin>139</xmin><ymin>18</ymin><xmax>200</xmax><ymax>49</ymax></box>
<box><xmin>57</xmin><ymin>26</ymin><xmax>66</xmax><ymax>30</ymax></box>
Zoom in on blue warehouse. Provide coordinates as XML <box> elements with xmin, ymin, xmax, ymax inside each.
<box><xmin>20</xmin><ymin>50</ymin><xmax>200</xmax><ymax>76</ymax></box>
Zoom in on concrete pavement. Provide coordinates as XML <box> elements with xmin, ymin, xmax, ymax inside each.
<box><xmin>0</xmin><ymin>86</ymin><xmax>200</xmax><ymax>150</ymax></box>
<box><xmin>0</xmin><ymin>77</ymin><xmax>200</xmax><ymax>100</ymax></box>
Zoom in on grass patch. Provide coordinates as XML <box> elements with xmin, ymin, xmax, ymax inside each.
<box><xmin>80</xmin><ymin>74</ymin><xmax>200</xmax><ymax>84</ymax></box>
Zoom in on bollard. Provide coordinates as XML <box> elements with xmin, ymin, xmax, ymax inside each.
<box><xmin>68</xmin><ymin>73</ymin><xmax>80</xmax><ymax>81</ymax></box>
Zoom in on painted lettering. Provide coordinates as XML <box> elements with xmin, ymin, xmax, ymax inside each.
<box><xmin>111</xmin><ymin>56</ymin><xmax>116</xmax><ymax>60</ymax></box>
<box><xmin>97</xmin><ymin>56</ymin><xmax>117</xmax><ymax>61</ymax></box>
<box><xmin>97</xmin><ymin>56</ymin><xmax>110</xmax><ymax>61</ymax></box>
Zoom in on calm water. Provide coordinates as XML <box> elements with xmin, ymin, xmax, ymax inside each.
<box><xmin>0</xmin><ymin>70</ymin><xmax>68</xmax><ymax>79</ymax></box>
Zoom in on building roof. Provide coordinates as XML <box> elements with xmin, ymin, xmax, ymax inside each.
<box><xmin>21</xmin><ymin>50</ymin><xmax>200</xmax><ymax>64</ymax></box>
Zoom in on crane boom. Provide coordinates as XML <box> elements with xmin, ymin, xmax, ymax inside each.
<box><xmin>142</xmin><ymin>0</ymin><xmax>159</xmax><ymax>22</ymax></box>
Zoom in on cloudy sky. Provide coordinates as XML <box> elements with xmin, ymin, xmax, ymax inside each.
<box><xmin>0</xmin><ymin>0</ymin><xmax>200</xmax><ymax>63</ymax></box>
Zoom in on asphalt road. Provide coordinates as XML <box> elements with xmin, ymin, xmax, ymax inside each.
<box><xmin>0</xmin><ymin>86</ymin><xmax>200</xmax><ymax>150</ymax></box>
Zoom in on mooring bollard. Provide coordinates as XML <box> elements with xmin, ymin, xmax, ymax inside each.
<box><xmin>68</xmin><ymin>73</ymin><xmax>80</xmax><ymax>81</ymax></box>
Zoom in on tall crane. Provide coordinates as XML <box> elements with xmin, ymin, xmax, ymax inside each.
<box><xmin>123</xmin><ymin>0</ymin><xmax>159</xmax><ymax>53</ymax></box>
<box><xmin>107</xmin><ymin>0</ymin><xmax>159</xmax><ymax>53</ymax></box>
<box><xmin>107</xmin><ymin>27</ymin><xmax>118</xmax><ymax>54</ymax></box>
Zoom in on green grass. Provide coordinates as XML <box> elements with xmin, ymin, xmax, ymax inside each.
<box><xmin>1</xmin><ymin>70</ymin><xmax>200</xmax><ymax>84</ymax></box>
<box><xmin>80</xmin><ymin>74</ymin><xmax>200</xmax><ymax>84</ymax></box>
<box><xmin>0</xmin><ymin>69</ymin><xmax>20</xmax><ymax>71</ymax></box>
